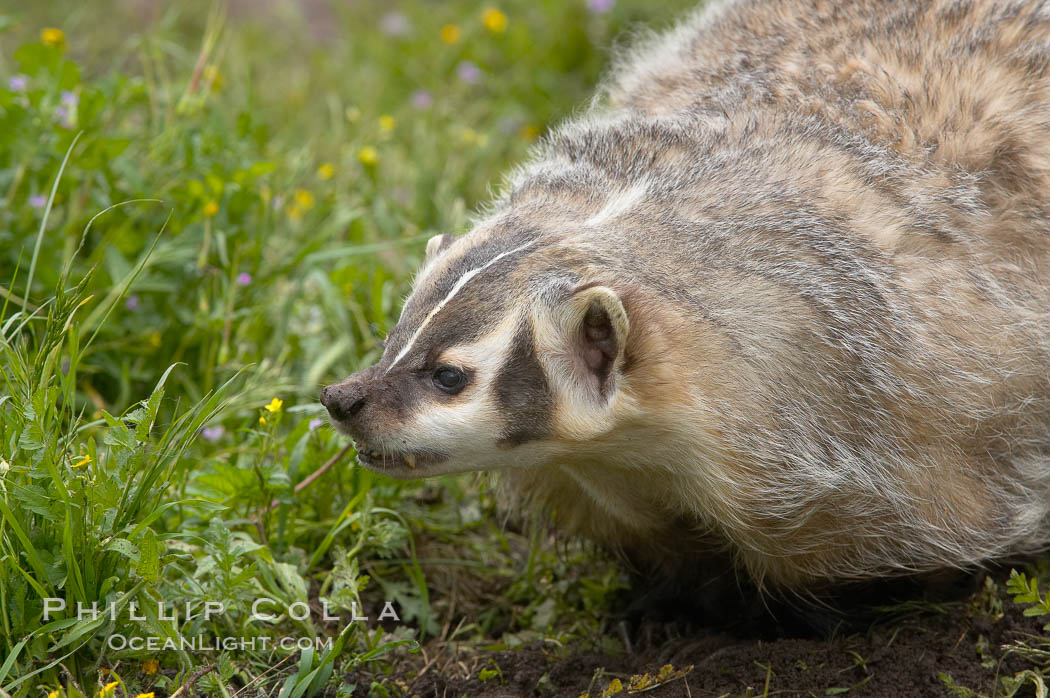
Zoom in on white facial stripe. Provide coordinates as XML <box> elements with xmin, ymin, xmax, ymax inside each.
<box><xmin>584</xmin><ymin>180</ymin><xmax>649</xmax><ymax>227</ymax></box>
<box><xmin>386</xmin><ymin>239</ymin><xmax>538</xmax><ymax>372</ymax></box>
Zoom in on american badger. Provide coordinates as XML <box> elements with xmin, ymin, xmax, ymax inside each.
<box><xmin>322</xmin><ymin>0</ymin><xmax>1050</xmax><ymax>590</ymax></box>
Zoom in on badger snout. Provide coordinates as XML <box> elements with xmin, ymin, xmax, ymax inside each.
<box><xmin>320</xmin><ymin>378</ymin><xmax>368</xmax><ymax>426</ymax></box>
<box><xmin>320</xmin><ymin>368</ymin><xmax>454</xmax><ymax>477</ymax></box>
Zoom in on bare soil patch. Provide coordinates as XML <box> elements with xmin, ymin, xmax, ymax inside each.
<box><xmin>389</xmin><ymin>568</ymin><xmax>1044</xmax><ymax>697</ymax></box>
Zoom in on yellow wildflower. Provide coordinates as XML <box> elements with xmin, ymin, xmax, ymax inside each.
<box><xmin>134</xmin><ymin>694</ymin><xmax>155</xmax><ymax>698</ymax></box>
<box><xmin>358</xmin><ymin>146</ymin><xmax>379</xmax><ymax>166</ymax></box>
<box><xmin>71</xmin><ymin>454</ymin><xmax>91</xmax><ymax>468</ymax></box>
<box><xmin>99</xmin><ymin>681</ymin><xmax>120</xmax><ymax>697</ymax></box>
<box><xmin>265</xmin><ymin>397</ymin><xmax>283</xmax><ymax>413</ymax></box>
<box><xmin>203</xmin><ymin>200</ymin><xmax>219</xmax><ymax>217</ymax></box>
<box><xmin>482</xmin><ymin>8</ymin><xmax>508</xmax><ymax>33</ymax></box>
<box><xmin>378</xmin><ymin>114</ymin><xmax>396</xmax><ymax>132</ymax></box>
<box><xmin>47</xmin><ymin>691</ymin><xmax>61</xmax><ymax>698</ymax></box>
<box><xmin>288</xmin><ymin>189</ymin><xmax>314</xmax><ymax>221</ymax></box>
<box><xmin>142</xmin><ymin>659</ymin><xmax>159</xmax><ymax>675</ymax></box>
<box><xmin>259</xmin><ymin>416</ymin><xmax>267</xmax><ymax>425</ymax></box>
<box><xmin>202</xmin><ymin>65</ymin><xmax>224</xmax><ymax>91</ymax></box>
<box><xmin>317</xmin><ymin>163</ymin><xmax>335</xmax><ymax>180</ymax></box>
<box><xmin>41</xmin><ymin>28</ymin><xmax>65</xmax><ymax>47</ymax></box>
<box><xmin>440</xmin><ymin>24</ymin><xmax>461</xmax><ymax>44</ymax></box>
<box><xmin>293</xmin><ymin>189</ymin><xmax>315</xmax><ymax>210</ymax></box>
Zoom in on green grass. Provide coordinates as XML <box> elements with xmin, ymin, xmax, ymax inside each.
<box><xmin>0</xmin><ymin>1</ymin><xmax>696</xmax><ymax>694</ymax></box>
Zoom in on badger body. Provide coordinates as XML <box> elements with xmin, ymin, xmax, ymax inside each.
<box><xmin>322</xmin><ymin>0</ymin><xmax>1050</xmax><ymax>589</ymax></box>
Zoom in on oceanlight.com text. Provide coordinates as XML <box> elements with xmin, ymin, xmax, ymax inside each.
<box><xmin>107</xmin><ymin>634</ymin><xmax>337</xmax><ymax>652</ymax></box>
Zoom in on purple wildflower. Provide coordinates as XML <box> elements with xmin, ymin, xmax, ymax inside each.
<box><xmin>29</xmin><ymin>194</ymin><xmax>47</xmax><ymax>208</ymax></box>
<box><xmin>8</xmin><ymin>75</ymin><xmax>27</xmax><ymax>91</ymax></box>
<box><xmin>379</xmin><ymin>11</ymin><xmax>412</xmax><ymax>37</ymax></box>
<box><xmin>125</xmin><ymin>295</ymin><xmax>139</xmax><ymax>311</ymax></box>
<box><xmin>201</xmin><ymin>425</ymin><xmax>225</xmax><ymax>442</ymax></box>
<box><xmin>456</xmin><ymin>61</ymin><xmax>481</xmax><ymax>84</ymax></box>
<box><xmin>54</xmin><ymin>105</ymin><xmax>74</xmax><ymax>128</ymax></box>
<box><xmin>587</xmin><ymin>0</ymin><xmax>615</xmax><ymax>13</ymax></box>
<box><xmin>411</xmin><ymin>89</ymin><xmax>433</xmax><ymax>109</ymax></box>
<box><xmin>308</xmin><ymin>417</ymin><xmax>324</xmax><ymax>431</ymax></box>
<box><xmin>236</xmin><ymin>272</ymin><xmax>252</xmax><ymax>286</ymax></box>
<box><xmin>60</xmin><ymin>90</ymin><xmax>78</xmax><ymax>107</ymax></box>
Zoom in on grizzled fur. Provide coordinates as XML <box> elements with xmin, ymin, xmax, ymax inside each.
<box><xmin>323</xmin><ymin>0</ymin><xmax>1050</xmax><ymax>590</ymax></box>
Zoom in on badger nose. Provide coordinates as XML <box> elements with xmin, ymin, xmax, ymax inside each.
<box><xmin>320</xmin><ymin>380</ymin><xmax>367</xmax><ymax>424</ymax></box>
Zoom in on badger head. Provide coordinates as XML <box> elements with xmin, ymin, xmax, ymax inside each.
<box><xmin>319</xmin><ymin>228</ymin><xmax>640</xmax><ymax>479</ymax></box>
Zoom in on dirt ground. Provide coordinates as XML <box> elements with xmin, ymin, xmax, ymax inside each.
<box><xmin>383</xmin><ymin>567</ymin><xmax>1047</xmax><ymax>698</ymax></box>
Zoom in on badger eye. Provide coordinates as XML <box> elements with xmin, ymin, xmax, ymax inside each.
<box><xmin>432</xmin><ymin>366</ymin><xmax>467</xmax><ymax>394</ymax></box>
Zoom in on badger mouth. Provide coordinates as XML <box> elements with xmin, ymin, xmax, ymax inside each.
<box><xmin>352</xmin><ymin>442</ymin><xmax>445</xmax><ymax>474</ymax></box>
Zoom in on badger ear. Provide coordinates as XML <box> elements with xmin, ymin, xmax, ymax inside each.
<box><xmin>424</xmin><ymin>233</ymin><xmax>453</xmax><ymax>262</ymax></box>
<box><xmin>560</xmin><ymin>285</ymin><xmax>629</xmax><ymax>400</ymax></box>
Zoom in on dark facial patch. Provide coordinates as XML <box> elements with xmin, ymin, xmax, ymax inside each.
<box><xmin>494</xmin><ymin>321</ymin><xmax>554</xmax><ymax>447</ymax></box>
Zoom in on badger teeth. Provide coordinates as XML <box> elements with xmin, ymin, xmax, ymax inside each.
<box><xmin>405</xmin><ymin>453</ymin><xmax>416</xmax><ymax>469</ymax></box>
